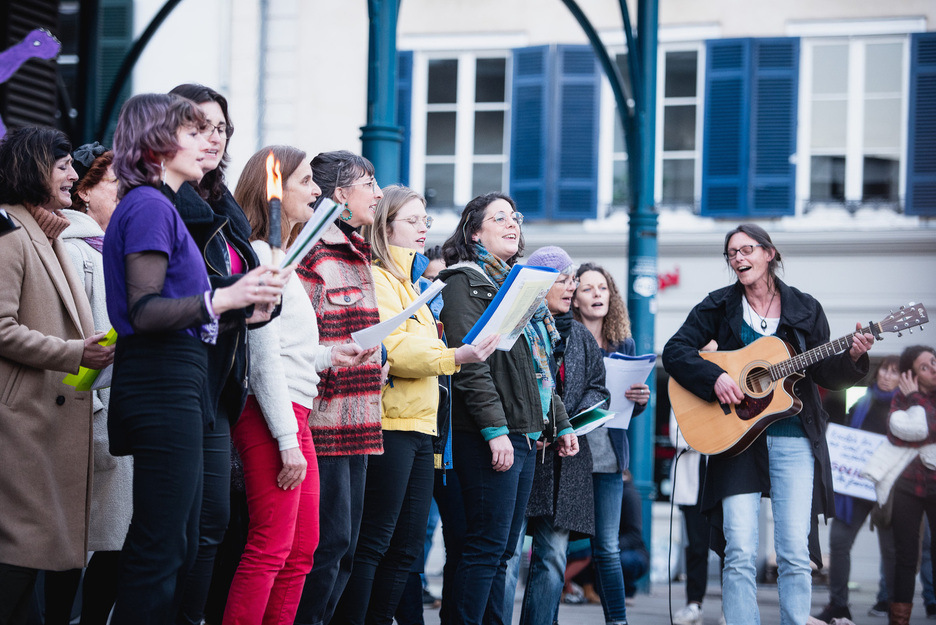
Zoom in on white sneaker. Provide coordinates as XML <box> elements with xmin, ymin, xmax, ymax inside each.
<box><xmin>673</xmin><ymin>603</ymin><xmax>703</xmax><ymax>625</ymax></box>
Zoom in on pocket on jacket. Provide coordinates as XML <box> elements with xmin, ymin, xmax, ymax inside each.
<box><xmin>326</xmin><ymin>287</ymin><xmax>364</xmax><ymax>307</ymax></box>
<box><xmin>0</xmin><ymin>362</ymin><xmax>25</xmax><ymax>406</ymax></box>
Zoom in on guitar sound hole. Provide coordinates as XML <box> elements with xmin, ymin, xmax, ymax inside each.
<box><xmin>744</xmin><ymin>366</ymin><xmax>772</xmax><ymax>395</ymax></box>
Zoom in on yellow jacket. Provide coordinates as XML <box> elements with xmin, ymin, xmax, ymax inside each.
<box><xmin>373</xmin><ymin>245</ymin><xmax>459</xmax><ymax>434</ymax></box>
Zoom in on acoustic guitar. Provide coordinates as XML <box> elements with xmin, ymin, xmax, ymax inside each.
<box><xmin>668</xmin><ymin>303</ymin><xmax>929</xmax><ymax>456</ymax></box>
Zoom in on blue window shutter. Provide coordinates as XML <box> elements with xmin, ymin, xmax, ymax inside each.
<box><xmin>510</xmin><ymin>46</ymin><xmax>551</xmax><ymax>220</ymax></box>
<box><xmin>553</xmin><ymin>45</ymin><xmax>600</xmax><ymax>220</ymax></box>
<box><xmin>749</xmin><ymin>38</ymin><xmax>798</xmax><ymax>217</ymax></box>
<box><xmin>396</xmin><ymin>50</ymin><xmax>414</xmax><ymax>187</ymax></box>
<box><xmin>702</xmin><ymin>39</ymin><xmax>751</xmax><ymax>217</ymax></box>
<box><xmin>907</xmin><ymin>33</ymin><xmax>936</xmax><ymax>216</ymax></box>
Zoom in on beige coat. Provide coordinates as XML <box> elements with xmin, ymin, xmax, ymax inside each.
<box><xmin>0</xmin><ymin>203</ymin><xmax>95</xmax><ymax>570</ymax></box>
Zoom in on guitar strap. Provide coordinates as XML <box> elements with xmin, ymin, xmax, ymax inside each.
<box><xmin>789</xmin><ymin>325</ymin><xmax>807</xmax><ymax>354</ymax></box>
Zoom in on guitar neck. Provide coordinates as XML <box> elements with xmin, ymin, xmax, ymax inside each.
<box><xmin>769</xmin><ymin>323</ymin><xmax>876</xmax><ymax>380</ymax></box>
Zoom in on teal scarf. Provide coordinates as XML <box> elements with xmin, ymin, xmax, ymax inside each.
<box><xmin>475</xmin><ymin>244</ymin><xmax>559</xmax><ymax>422</ymax></box>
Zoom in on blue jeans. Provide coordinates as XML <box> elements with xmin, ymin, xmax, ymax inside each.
<box><xmin>518</xmin><ymin>517</ymin><xmax>569</xmax><ymax>625</ymax></box>
<box><xmin>721</xmin><ymin>435</ymin><xmax>813</xmax><ymax>625</ymax></box>
<box><xmin>294</xmin><ymin>454</ymin><xmax>367</xmax><ymax>625</ymax></box>
<box><xmin>452</xmin><ymin>432</ymin><xmax>536</xmax><ymax>625</ymax></box>
<box><xmin>504</xmin><ymin>518</ymin><xmax>525</xmax><ymax>615</ymax></box>
<box><xmin>592</xmin><ymin>472</ymin><xmax>627</xmax><ymax>624</ymax></box>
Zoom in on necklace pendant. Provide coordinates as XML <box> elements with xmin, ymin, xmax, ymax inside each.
<box><xmin>761</xmin><ymin>319</ymin><xmax>768</xmax><ymax>331</ymax></box>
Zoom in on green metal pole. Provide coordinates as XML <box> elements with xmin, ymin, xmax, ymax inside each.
<box><xmin>627</xmin><ymin>0</ymin><xmax>659</xmax><ymax>592</ymax></box>
<box><xmin>361</xmin><ymin>0</ymin><xmax>403</xmax><ymax>184</ymax></box>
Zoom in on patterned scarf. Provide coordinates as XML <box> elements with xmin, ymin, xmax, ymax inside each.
<box><xmin>475</xmin><ymin>244</ymin><xmax>560</xmax><ymax>420</ymax></box>
<box><xmin>82</xmin><ymin>236</ymin><xmax>105</xmax><ymax>253</ymax></box>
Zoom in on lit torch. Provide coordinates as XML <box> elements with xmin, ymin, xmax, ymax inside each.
<box><xmin>265</xmin><ymin>151</ymin><xmax>283</xmax><ymax>265</ymax></box>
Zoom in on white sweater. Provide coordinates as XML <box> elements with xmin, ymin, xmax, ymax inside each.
<box><xmin>247</xmin><ymin>241</ymin><xmax>333</xmax><ymax>450</ymax></box>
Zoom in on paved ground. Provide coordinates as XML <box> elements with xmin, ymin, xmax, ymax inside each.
<box><xmin>418</xmin><ymin>501</ymin><xmax>935</xmax><ymax>625</ymax></box>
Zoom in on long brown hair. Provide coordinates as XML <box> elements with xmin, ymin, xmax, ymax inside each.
<box><xmin>573</xmin><ymin>262</ymin><xmax>631</xmax><ymax>346</ymax></box>
<box><xmin>235</xmin><ymin>145</ymin><xmax>308</xmax><ymax>245</ymax></box>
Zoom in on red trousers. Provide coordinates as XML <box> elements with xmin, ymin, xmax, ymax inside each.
<box><xmin>223</xmin><ymin>396</ymin><xmax>320</xmax><ymax>625</ymax></box>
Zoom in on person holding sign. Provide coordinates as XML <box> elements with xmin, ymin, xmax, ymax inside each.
<box><xmin>662</xmin><ymin>224</ymin><xmax>872</xmax><ymax>625</ymax></box>
<box><xmin>438</xmin><ymin>193</ymin><xmax>578</xmax><ymax>625</ymax></box>
<box><xmin>222</xmin><ymin>146</ymin><xmax>374</xmax><ymax>624</ymax></box>
<box><xmin>334</xmin><ymin>185</ymin><xmax>498</xmax><ymax>624</ymax></box>
<box><xmin>814</xmin><ymin>356</ymin><xmax>899</xmax><ymax>623</ymax></box>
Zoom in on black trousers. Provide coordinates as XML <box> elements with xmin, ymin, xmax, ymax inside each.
<box><xmin>892</xmin><ymin>483</ymin><xmax>936</xmax><ymax>603</ymax></box>
<box><xmin>0</xmin><ymin>563</ymin><xmax>38</xmax><ymax>625</ymax></box>
<box><xmin>334</xmin><ymin>430</ymin><xmax>435</xmax><ymax>625</ymax></box>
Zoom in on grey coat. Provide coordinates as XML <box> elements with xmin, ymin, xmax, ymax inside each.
<box><xmin>61</xmin><ymin>209</ymin><xmax>133</xmax><ymax>552</ymax></box>
<box><xmin>526</xmin><ymin>320</ymin><xmax>609</xmax><ymax>535</ymax></box>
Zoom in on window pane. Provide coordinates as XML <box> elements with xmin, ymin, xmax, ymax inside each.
<box><xmin>662</xmin><ymin>105</ymin><xmax>696</xmax><ymax>151</ymax></box>
<box><xmin>810</xmin><ymin>155</ymin><xmax>846</xmax><ymax>202</ymax></box>
<box><xmin>428</xmin><ymin>59</ymin><xmax>458</xmax><ymax>104</ymax></box>
<box><xmin>614</xmin><ymin>53</ymin><xmax>632</xmax><ymax>94</ymax></box>
<box><xmin>613</xmin><ymin>110</ymin><xmax>626</xmax><ymax>153</ymax></box>
<box><xmin>425</xmin><ymin>164</ymin><xmax>455</xmax><ymax>208</ymax></box>
<box><xmin>612</xmin><ymin>159</ymin><xmax>630</xmax><ymax>207</ymax></box>
<box><xmin>863</xmin><ymin>156</ymin><xmax>899</xmax><ymax>202</ymax></box>
<box><xmin>426</xmin><ymin>112</ymin><xmax>456</xmax><ymax>156</ymax></box>
<box><xmin>863</xmin><ymin>97</ymin><xmax>902</xmax><ymax>150</ymax></box>
<box><xmin>661</xmin><ymin>158</ymin><xmax>694</xmax><ymax>205</ymax></box>
<box><xmin>865</xmin><ymin>43</ymin><xmax>903</xmax><ymax>94</ymax></box>
<box><xmin>472</xmin><ymin>163</ymin><xmax>504</xmax><ymax>198</ymax></box>
<box><xmin>812</xmin><ymin>44</ymin><xmax>848</xmax><ymax>95</ymax></box>
<box><xmin>664</xmin><ymin>51</ymin><xmax>698</xmax><ymax>98</ymax></box>
<box><xmin>810</xmin><ymin>100</ymin><xmax>847</xmax><ymax>149</ymax></box>
<box><xmin>474</xmin><ymin>111</ymin><xmax>505</xmax><ymax>155</ymax></box>
<box><xmin>475</xmin><ymin>58</ymin><xmax>506</xmax><ymax>103</ymax></box>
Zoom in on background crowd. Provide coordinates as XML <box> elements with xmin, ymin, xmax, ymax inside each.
<box><xmin>0</xmin><ymin>82</ymin><xmax>930</xmax><ymax>625</ymax></box>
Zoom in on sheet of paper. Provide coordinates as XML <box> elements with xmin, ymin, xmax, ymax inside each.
<box><xmin>603</xmin><ymin>353</ymin><xmax>656</xmax><ymax>429</ymax></box>
<box><xmin>279</xmin><ymin>198</ymin><xmax>341</xmax><ymax>268</ymax></box>
<box><xmin>826</xmin><ymin>423</ymin><xmax>885</xmax><ymax>501</ymax></box>
<box><xmin>573</xmin><ymin>412</ymin><xmax>616</xmax><ymax>436</ymax></box>
<box><xmin>350</xmin><ymin>280</ymin><xmax>447</xmax><ymax>349</ymax></box>
<box><xmin>463</xmin><ymin>265</ymin><xmax>558</xmax><ymax>351</ymax></box>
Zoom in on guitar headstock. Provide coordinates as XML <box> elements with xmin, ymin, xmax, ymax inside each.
<box><xmin>876</xmin><ymin>303</ymin><xmax>929</xmax><ymax>337</ymax></box>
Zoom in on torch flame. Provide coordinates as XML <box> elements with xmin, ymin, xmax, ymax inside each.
<box><xmin>265</xmin><ymin>151</ymin><xmax>282</xmax><ymax>201</ymax></box>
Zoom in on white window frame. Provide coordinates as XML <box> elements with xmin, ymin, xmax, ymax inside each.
<box><xmin>409</xmin><ymin>50</ymin><xmax>512</xmax><ymax>210</ymax></box>
<box><xmin>653</xmin><ymin>42</ymin><xmax>705</xmax><ymax>211</ymax></box>
<box><xmin>795</xmin><ymin>35</ymin><xmax>910</xmax><ymax>211</ymax></box>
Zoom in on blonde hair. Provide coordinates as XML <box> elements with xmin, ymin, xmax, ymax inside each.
<box><xmin>366</xmin><ymin>184</ymin><xmax>426</xmax><ymax>283</ymax></box>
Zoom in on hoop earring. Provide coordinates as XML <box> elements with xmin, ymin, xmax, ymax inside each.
<box><xmin>340</xmin><ymin>203</ymin><xmax>353</xmax><ymax>222</ymax></box>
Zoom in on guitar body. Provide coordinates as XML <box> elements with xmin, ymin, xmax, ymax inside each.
<box><xmin>669</xmin><ymin>335</ymin><xmax>805</xmax><ymax>456</ymax></box>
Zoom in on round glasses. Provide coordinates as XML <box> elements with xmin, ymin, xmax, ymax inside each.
<box><xmin>344</xmin><ymin>178</ymin><xmax>380</xmax><ymax>193</ymax></box>
<box><xmin>395</xmin><ymin>215</ymin><xmax>433</xmax><ymax>230</ymax></box>
<box><xmin>484</xmin><ymin>210</ymin><xmax>523</xmax><ymax>226</ymax></box>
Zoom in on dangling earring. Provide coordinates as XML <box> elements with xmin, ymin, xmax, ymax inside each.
<box><xmin>160</xmin><ymin>161</ymin><xmax>166</xmax><ymax>184</ymax></box>
<box><xmin>340</xmin><ymin>202</ymin><xmax>353</xmax><ymax>222</ymax></box>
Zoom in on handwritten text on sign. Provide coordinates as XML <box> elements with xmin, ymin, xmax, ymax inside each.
<box><xmin>826</xmin><ymin>423</ymin><xmax>886</xmax><ymax>501</ymax></box>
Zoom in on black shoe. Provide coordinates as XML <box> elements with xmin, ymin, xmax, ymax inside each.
<box><xmin>868</xmin><ymin>600</ymin><xmax>889</xmax><ymax>617</ymax></box>
<box><xmin>815</xmin><ymin>604</ymin><xmax>852</xmax><ymax>623</ymax></box>
<box><xmin>926</xmin><ymin>602</ymin><xmax>936</xmax><ymax>618</ymax></box>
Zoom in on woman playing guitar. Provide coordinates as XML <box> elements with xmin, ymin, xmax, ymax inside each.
<box><xmin>662</xmin><ymin>223</ymin><xmax>874</xmax><ymax>625</ymax></box>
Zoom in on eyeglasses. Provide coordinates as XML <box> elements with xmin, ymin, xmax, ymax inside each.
<box><xmin>724</xmin><ymin>244</ymin><xmax>764</xmax><ymax>260</ymax></box>
<box><xmin>344</xmin><ymin>178</ymin><xmax>380</xmax><ymax>193</ymax></box>
<box><xmin>201</xmin><ymin>122</ymin><xmax>227</xmax><ymax>138</ymax></box>
<box><xmin>395</xmin><ymin>215</ymin><xmax>433</xmax><ymax>230</ymax></box>
<box><xmin>555</xmin><ymin>275</ymin><xmax>579</xmax><ymax>288</ymax></box>
<box><xmin>484</xmin><ymin>210</ymin><xmax>524</xmax><ymax>226</ymax></box>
